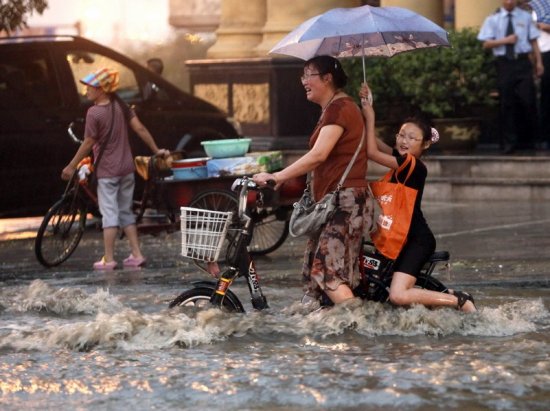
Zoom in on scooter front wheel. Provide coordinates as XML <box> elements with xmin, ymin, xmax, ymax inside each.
<box><xmin>169</xmin><ymin>287</ymin><xmax>244</xmax><ymax>313</ymax></box>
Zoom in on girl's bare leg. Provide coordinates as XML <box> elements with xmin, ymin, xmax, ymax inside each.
<box><xmin>389</xmin><ymin>272</ymin><xmax>476</xmax><ymax>312</ymax></box>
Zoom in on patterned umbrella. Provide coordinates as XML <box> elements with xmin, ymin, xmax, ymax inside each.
<box><xmin>529</xmin><ymin>0</ymin><xmax>550</xmax><ymax>24</ymax></box>
<box><xmin>269</xmin><ymin>5</ymin><xmax>450</xmax><ymax>82</ymax></box>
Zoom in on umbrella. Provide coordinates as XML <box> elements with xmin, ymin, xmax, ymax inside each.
<box><xmin>529</xmin><ymin>0</ymin><xmax>550</xmax><ymax>24</ymax></box>
<box><xmin>269</xmin><ymin>5</ymin><xmax>450</xmax><ymax>83</ymax></box>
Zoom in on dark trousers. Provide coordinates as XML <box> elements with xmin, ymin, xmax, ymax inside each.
<box><xmin>540</xmin><ymin>51</ymin><xmax>550</xmax><ymax>146</ymax></box>
<box><xmin>496</xmin><ymin>56</ymin><xmax>538</xmax><ymax>150</ymax></box>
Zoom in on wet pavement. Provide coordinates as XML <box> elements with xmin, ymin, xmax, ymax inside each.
<box><xmin>1</xmin><ymin>199</ymin><xmax>549</xmax><ymax>288</ymax></box>
<box><xmin>1</xmin><ymin>200</ymin><xmax>549</xmax><ymax>411</ymax></box>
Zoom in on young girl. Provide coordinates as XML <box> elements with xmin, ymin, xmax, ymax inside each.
<box><xmin>360</xmin><ymin>83</ymin><xmax>476</xmax><ymax>313</ymax></box>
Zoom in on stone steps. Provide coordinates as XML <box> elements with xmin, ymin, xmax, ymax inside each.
<box><xmin>283</xmin><ymin>151</ymin><xmax>550</xmax><ymax>201</ymax></box>
<box><xmin>424</xmin><ymin>155</ymin><xmax>550</xmax><ymax>200</ymax></box>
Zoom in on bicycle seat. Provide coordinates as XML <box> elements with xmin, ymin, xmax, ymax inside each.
<box><xmin>429</xmin><ymin>250</ymin><xmax>449</xmax><ymax>262</ymax></box>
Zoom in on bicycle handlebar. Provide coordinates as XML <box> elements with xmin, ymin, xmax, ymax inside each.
<box><xmin>231</xmin><ymin>177</ymin><xmax>275</xmax><ymax>220</ymax></box>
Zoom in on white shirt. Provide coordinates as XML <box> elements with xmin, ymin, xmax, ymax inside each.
<box><xmin>478</xmin><ymin>7</ymin><xmax>540</xmax><ymax>56</ymax></box>
<box><xmin>534</xmin><ymin>11</ymin><xmax>550</xmax><ymax>53</ymax></box>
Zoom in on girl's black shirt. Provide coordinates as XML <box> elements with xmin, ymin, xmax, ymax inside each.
<box><xmin>390</xmin><ymin>150</ymin><xmax>433</xmax><ymax>241</ymax></box>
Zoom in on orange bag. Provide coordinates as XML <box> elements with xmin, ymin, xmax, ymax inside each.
<box><xmin>369</xmin><ymin>154</ymin><xmax>418</xmax><ymax>259</ymax></box>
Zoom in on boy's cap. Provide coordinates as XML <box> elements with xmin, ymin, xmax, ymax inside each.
<box><xmin>80</xmin><ymin>68</ymin><xmax>119</xmax><ymax>93</ymax></box>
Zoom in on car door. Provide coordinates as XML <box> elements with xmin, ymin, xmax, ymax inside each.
<box><xmin>61</xmin><ymin>43</ymin><xmax>238</xmax><ymax>157</ymax></box>
<box><xmin>0</xmin><ymin>45</ymin><xmax>78</xmax><ymax>217</ymax></box>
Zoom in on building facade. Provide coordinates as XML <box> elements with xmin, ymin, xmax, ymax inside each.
<box><xmin>170</xmin><ymin>0</ymin><xmax>502</xmax><ymax>144</ymax></box>
<box><xmin>170</xmin><ymin>0</ymin><xmax>501</xmax><ymax>59</ymax></box>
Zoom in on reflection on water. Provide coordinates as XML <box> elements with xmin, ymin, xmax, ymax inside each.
<box><xmin>0</xmin><ymin>217</ymin><xmax>43</xmax><ymax>241</ymax></box>
<box><xmin>0</xmin><ymin>280</ymin><xmax>548</xmax><ymax>410</ymax></box>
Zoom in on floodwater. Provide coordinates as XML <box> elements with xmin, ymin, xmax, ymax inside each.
<box><xmin>0</xmin><ymin>200</ymin><xmax>549</xmax><ymax>410</ymax></box>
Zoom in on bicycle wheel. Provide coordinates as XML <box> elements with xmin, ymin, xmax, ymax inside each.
<box><xmin>248</xmin><ymin>210</ymin><xmax>289</xmax><ymax>256</ymax></box>
<box><xmin>189</xmin><ymin>189</ymin><xmax>238</xmax><ymax>213</ymax></box>
<box><xmin>35</xmin><ymin>196</ymin><xmax>87</xmax><ymax>267</ymax></box>
<box><xmin>189</xmin><ymin>189</ymin><xmax>288</xmax><ymax>256</ymax></box>
<box><xmin>169</xmin><ymin>287</ymin><xmax>243</xmax><ymax>312</ymax></box>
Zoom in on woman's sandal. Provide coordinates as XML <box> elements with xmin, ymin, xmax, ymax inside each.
<box><xmin>453</xmin><ymin>290</ymin><xmax>476</xmax><ymax>311</ymax></box>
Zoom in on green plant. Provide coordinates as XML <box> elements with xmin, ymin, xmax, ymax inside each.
<box><xmin>342</xmin><ymin>28</ymin><xmax>497</xmax><ymax>119</ymax></box>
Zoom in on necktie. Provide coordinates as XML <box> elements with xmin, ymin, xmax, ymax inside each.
<box><xmin>505</xmin><ymin>12</ymin><xmax>515</xmax><ymax>60</ymax></box>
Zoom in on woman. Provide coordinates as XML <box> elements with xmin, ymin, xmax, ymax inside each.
<box><xmin>253</xmin><ymin>56</ymin><xmax>371</xmax><ymax>304</ymax></box>
<box><xmin>360</xmin><ymin>83</ymin><xmax>476</xmax><ymax>312</ymax></box>
<box><xmin>61</xmin><ymin>68</ymin><xmax>169</xmax><ymax>270</ymax></box>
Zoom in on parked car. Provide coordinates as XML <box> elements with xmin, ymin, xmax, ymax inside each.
<box><xmin>0</xmin><ymin>35</ymin><xmax>239</xmax><ymax>217</ymax></box>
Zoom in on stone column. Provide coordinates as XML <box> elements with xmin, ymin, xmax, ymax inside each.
<box><xmin>454</xmin><ymin>0</ymin><xmax>501</xmax><ymax>29</ymax></box>
<box><xmin>380</xmin><ymin>0</ymin><xmax>444</xmax><ymax>27</ymax></box>
<box><xmin>168</xmin><ymin>0</ymin><xmax>221</xmax><ymax>32</ymax></box>
<box><xmin>207</xmin><ymin>0</ymin><xmax>267</xmax><ymax>59</ymax></box>
<box><xmin>255</xmin><ymin>0</ymin><xmax>361</xmax><ymax>57</ymax></box>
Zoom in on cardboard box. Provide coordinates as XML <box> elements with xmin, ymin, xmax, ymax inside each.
<box><xmin>245</xmin><ymin>151</ymin><xmax>283</xmax><ymax>173</ymax></box>
<box><xmin>207</xmin><ymin>156</ymin><xmax>261</xmax><ymax>177</ymax></box>
<box><xmin>206</xmin><ymin>151</ymin><xmax>284</xmax><ymax>177</ymax></box>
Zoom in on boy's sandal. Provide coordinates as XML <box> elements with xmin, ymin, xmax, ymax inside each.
<box><xmin>93</xmin><ymin>257</ymin><xmax>117</xmax><ymax>270</ymax></box>
<box><xmin>123</xmin><ymin>254</ymin><xmax>146</xmax><ymax>268</ymax></box>
<box><xmin>453</xmin><ymin>290</ymin><xmax>476</xmax><ymax>311</ymax></box>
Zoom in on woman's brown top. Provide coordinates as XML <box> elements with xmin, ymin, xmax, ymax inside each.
<box><xmin>309</xmin><ymin>96</ymin><xmax>368</xmax><ymax>201</ymax></box>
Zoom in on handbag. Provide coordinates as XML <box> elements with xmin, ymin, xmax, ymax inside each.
<box><xmin>369</xmin><ymin>153</ymin><xmax>418</xmax><ymax>259</ymax></box>
<box><xmin>289</xmin><ymin>128</ymin><xmax>365</xmax><ymax>237</ymax></box>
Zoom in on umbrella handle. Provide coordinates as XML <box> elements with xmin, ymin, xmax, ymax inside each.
<box><xmin>362</xmin><ymin>54</ymin><xmax>366</xmax><ymax>84</ymax></box>
<box><xmin>360</xmin><ymin>53</ymin><xmax>373</xmax><ymax>106</ymax></box>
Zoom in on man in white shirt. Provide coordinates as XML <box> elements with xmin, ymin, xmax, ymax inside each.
<box><xmin>478</xmin><ymin>0</ymin><xmax>544</xmax><ymax>153</ymax></box>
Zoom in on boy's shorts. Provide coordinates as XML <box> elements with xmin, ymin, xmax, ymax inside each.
<box><xmin>97</xmin><ymin>173</ymin><xmax>136</xmax><ymax>228</ymax></box>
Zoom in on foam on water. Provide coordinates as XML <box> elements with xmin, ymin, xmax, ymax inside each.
<box><xmin>0</xmin><ymin>281</ymin><xmax>547</xmax><ymax>352</ymax></box>
<box><xmin>2</xmin><ymin>279</ymin><xmax>124</xmax><ymax>315</ymax></box>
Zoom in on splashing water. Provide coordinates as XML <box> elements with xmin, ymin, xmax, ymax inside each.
<box><xmin>0</xmin><ymin>281</ymin><xmax>547</xmax><ymax>352</ymax></box>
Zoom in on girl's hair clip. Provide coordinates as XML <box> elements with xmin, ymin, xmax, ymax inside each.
<box><xmin>430</xmin><ymin>127</ymin><xmax>439</xmax><ymax>143</ymax></box>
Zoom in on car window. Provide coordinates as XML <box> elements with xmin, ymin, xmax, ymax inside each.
<box><xmin>0</xmin><ymin>50</ymin><xmax>61</xmax><ymax>110</ymax></box>
<box><xmin>66</xmin><ymin>51</ymin><xmax>140</xmax><ymax>103</ymax></box>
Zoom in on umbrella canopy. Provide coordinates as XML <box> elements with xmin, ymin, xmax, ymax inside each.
<box><xmin>529</xmin><ymin>0</ymin><xmax>550</xmax><ymax>24</ymax></box>
<box><xmin>269</xmin><ymin>5</ymin><xmax>450</xmax><ymax>82</ymax></box>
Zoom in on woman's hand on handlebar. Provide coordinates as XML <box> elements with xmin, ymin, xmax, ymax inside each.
<box><xmin>253</xmin><ymin>172</ymin><xmax>278</xmax><ymax>189</ymax></box>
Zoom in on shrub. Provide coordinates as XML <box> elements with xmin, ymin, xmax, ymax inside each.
<box><xmin>342</xmin><ymin>28</ymin><xmax>497</xmax><ymax>120</ymax></box>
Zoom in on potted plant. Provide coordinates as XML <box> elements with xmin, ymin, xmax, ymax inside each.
<box><xmin>343</xmin><ymin>28</ymin><xmax>497</xmax><ymax>153</ymax></box>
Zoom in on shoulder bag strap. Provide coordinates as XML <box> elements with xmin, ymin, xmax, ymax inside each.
<box><xmin>381</xmin><ymin>153</ymin><xmax>416</xmax><ymax>183</ymax></box>
<box><xmin>306</xmin><ymin>102</ymin><xmax>365</xmax><ymax>194</ymax></box>
<box><xmin>394</xmin><ymin>153</ymin><xmax>416</xmax><ymax>184</ymax></box>
<box><xmin>306</xmin><ymin>125</ymin><xmax>366</xmax><ymax>192</ymax></box>
<box><xmin>335</xmin><ymin>125</ymin><xmax>365</xmax><ymax>191</ymax></box>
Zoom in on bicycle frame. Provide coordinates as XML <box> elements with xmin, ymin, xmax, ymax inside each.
<box><xmin>209</xmin><ymin>177</ymin><xmax>269</xmax><ymax>310</ymax></box>
<box><xmin>173</xmin><ymin>177</ymin><xmax>270</xmax><ymax>312</ymax></box>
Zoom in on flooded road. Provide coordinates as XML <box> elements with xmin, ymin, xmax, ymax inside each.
<box><xmin>0</xmin><ymin>201</ymin><xmax>549</xmax><ymax>410</ymax></box>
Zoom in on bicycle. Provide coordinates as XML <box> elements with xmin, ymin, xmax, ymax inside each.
<box><xmin>169</xmin><ymin>176</ymin><xmax>454</xmax><ymax>312</ymax></box>
<box><xmin>35</xmin><ymin>117</ymin><xmax>301</xmax><ymax>267</ymax></box>
<box><xmin>169</xmin><ymin>177</ymin><xmax>270</xmax><ymax>311</ymax></box>
<box><xmin>34</xmin><ymin>152</ymin><xmax>182</xmax><ymax>268</ymax></box>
